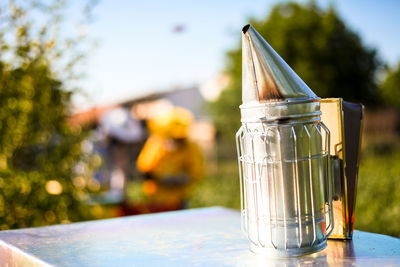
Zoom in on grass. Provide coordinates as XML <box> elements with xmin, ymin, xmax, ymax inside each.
<box><xmin>355</xmin><ymin>142</ymin><xmax>400</xmax><ymax>237</ymax></box>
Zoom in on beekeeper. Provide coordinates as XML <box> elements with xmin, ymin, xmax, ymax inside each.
<box><xmin>136</xmin><ymin>107</ymin><xmax>204</xmax><ymax>212</ymax></box>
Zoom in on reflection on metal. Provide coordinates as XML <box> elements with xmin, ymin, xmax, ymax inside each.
<box><xmin>0</xmin><ymin>208</ymin><xmax>399</xmax><ymax>266</ymax></box>
<box><xmin>320</xmin><ymin>99</ymin><xmax>364</xmax><ymax>239</ymax></box>
<box><xmin>237</xmin><ymin>122</ymin><xmax>333</xmax><ymax>257</ymax></box>
<box><xmin>241</xmin><ymin>24</ymin><xmax>317</xmax><ymax>104</ymax></box>
<box><xmin>238</xmin><ymin>25</ymin><xmax>334</xmax><ymax>257</ymax></box>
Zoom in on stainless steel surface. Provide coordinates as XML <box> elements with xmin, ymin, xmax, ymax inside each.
<box><xmin>238</xmin><ymin>24</ymin><xmax>333</xmax><ymax>256</ymax></box>
<box><xmin>239</xmin><ymin>99</ymin><xmax>322</xmax><ymax>123</ymax></box>
<box><xmin>241</xmin><ymin>24</ymin><xmax>317</xmax><ymax>104</ymax></box>
<box><xmin>0</xmin><ymin>207</ymin><xmax>399</xmax><ymax>266</ymax></box>
<box><xmin>236</xmin><ymin>121</ymin><xmax>333</xmax><ymax>256</ymax></box>
<box><xmin>240</xmin><ymin>24</ymin><xmax>322</xmax><ymax>124</ymax></box>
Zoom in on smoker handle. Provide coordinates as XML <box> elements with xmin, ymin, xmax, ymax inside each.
<box><xmin>324</xmin><ymin>153</ymin><xmax>335</xmax><ymax>237</ymax></box>
<box><xmin>320</xmin><ymin>121</ymin><xmax>334</xmax><ymax>237</ymax></box>
<box><xmin>330</xmin><ymin>155</ymin><xmax>342</xmax><ymax>201</ymax></box>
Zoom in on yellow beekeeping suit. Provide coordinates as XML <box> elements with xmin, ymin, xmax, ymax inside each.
<box><xmin>136</xmin><ymin>107</ymin><xmax>204</xmax><ymax>211</ymax></box>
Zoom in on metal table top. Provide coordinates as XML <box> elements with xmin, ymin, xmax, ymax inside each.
<box><xmin>0</xmin><ymin>207</ymin><xmax>399</xmax><ymax>266</ymax></box>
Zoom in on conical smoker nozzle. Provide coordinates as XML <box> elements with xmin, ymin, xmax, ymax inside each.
<box><xmin>242</xmin><ymin>24</ymin><xmax>318</xmax><ymax>105</ymax></box>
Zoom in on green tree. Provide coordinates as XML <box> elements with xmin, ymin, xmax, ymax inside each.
<box><xmin>380</xmin><ymin>63</ymin><xmax>400</xmax><ymax>107</ymax></box>
<box><xmin>0</xmin><ymin>0</ymin><xmax>100</xmax><ymax>229</ymax></box>
<box><xmin>211</xmin><ymin>2</ymin><xmax>381</xmax><ymax>141</ymax></box>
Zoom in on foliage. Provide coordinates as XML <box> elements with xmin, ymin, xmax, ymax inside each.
<box><xmin>0</xmin><ymin>0</ymin><xmax>100</xmax><ymax>229</ymax></box>
<box><xmin>210</xmin><ymin>2</ymin><xmax>381</xmax><ymax>140</ymax></box>
<box><xmin>380</xmin><ymin>63</ymin><xmax>400</xmax><ymax>107</ymax></box>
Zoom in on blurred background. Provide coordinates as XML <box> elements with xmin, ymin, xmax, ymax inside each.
<box><xmin>0</xmin><ymin>0</ymin><xmax>400</xmax><ymax>238</ymax></box>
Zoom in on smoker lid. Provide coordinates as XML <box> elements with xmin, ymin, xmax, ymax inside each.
<box><xmin>242</xmin><ymin>24</ymin><xmax>318</xmax><ymax>105</ymax></box>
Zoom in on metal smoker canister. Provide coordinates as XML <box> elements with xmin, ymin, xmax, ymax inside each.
<box><xmin>236</xmin><ymin>25</ymin><xmax>334</xmax><ymax>257</ymax></box>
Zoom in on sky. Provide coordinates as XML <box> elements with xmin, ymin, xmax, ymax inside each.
<box><xmin>72</xmin><ymin>0</ymin><xmax>400</xmax><ymax>109</ymax></box>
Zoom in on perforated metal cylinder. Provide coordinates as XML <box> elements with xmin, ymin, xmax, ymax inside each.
<box><xmin>236</xmin><ymin>119</ymin><xmax>333</xmax><ymax>257</ymax></box>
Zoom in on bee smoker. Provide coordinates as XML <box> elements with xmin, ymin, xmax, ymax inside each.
<box><xmin>236</xmin><ymin>25</ymin><xmax>363</xmax><ymax>257</ymax></box>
